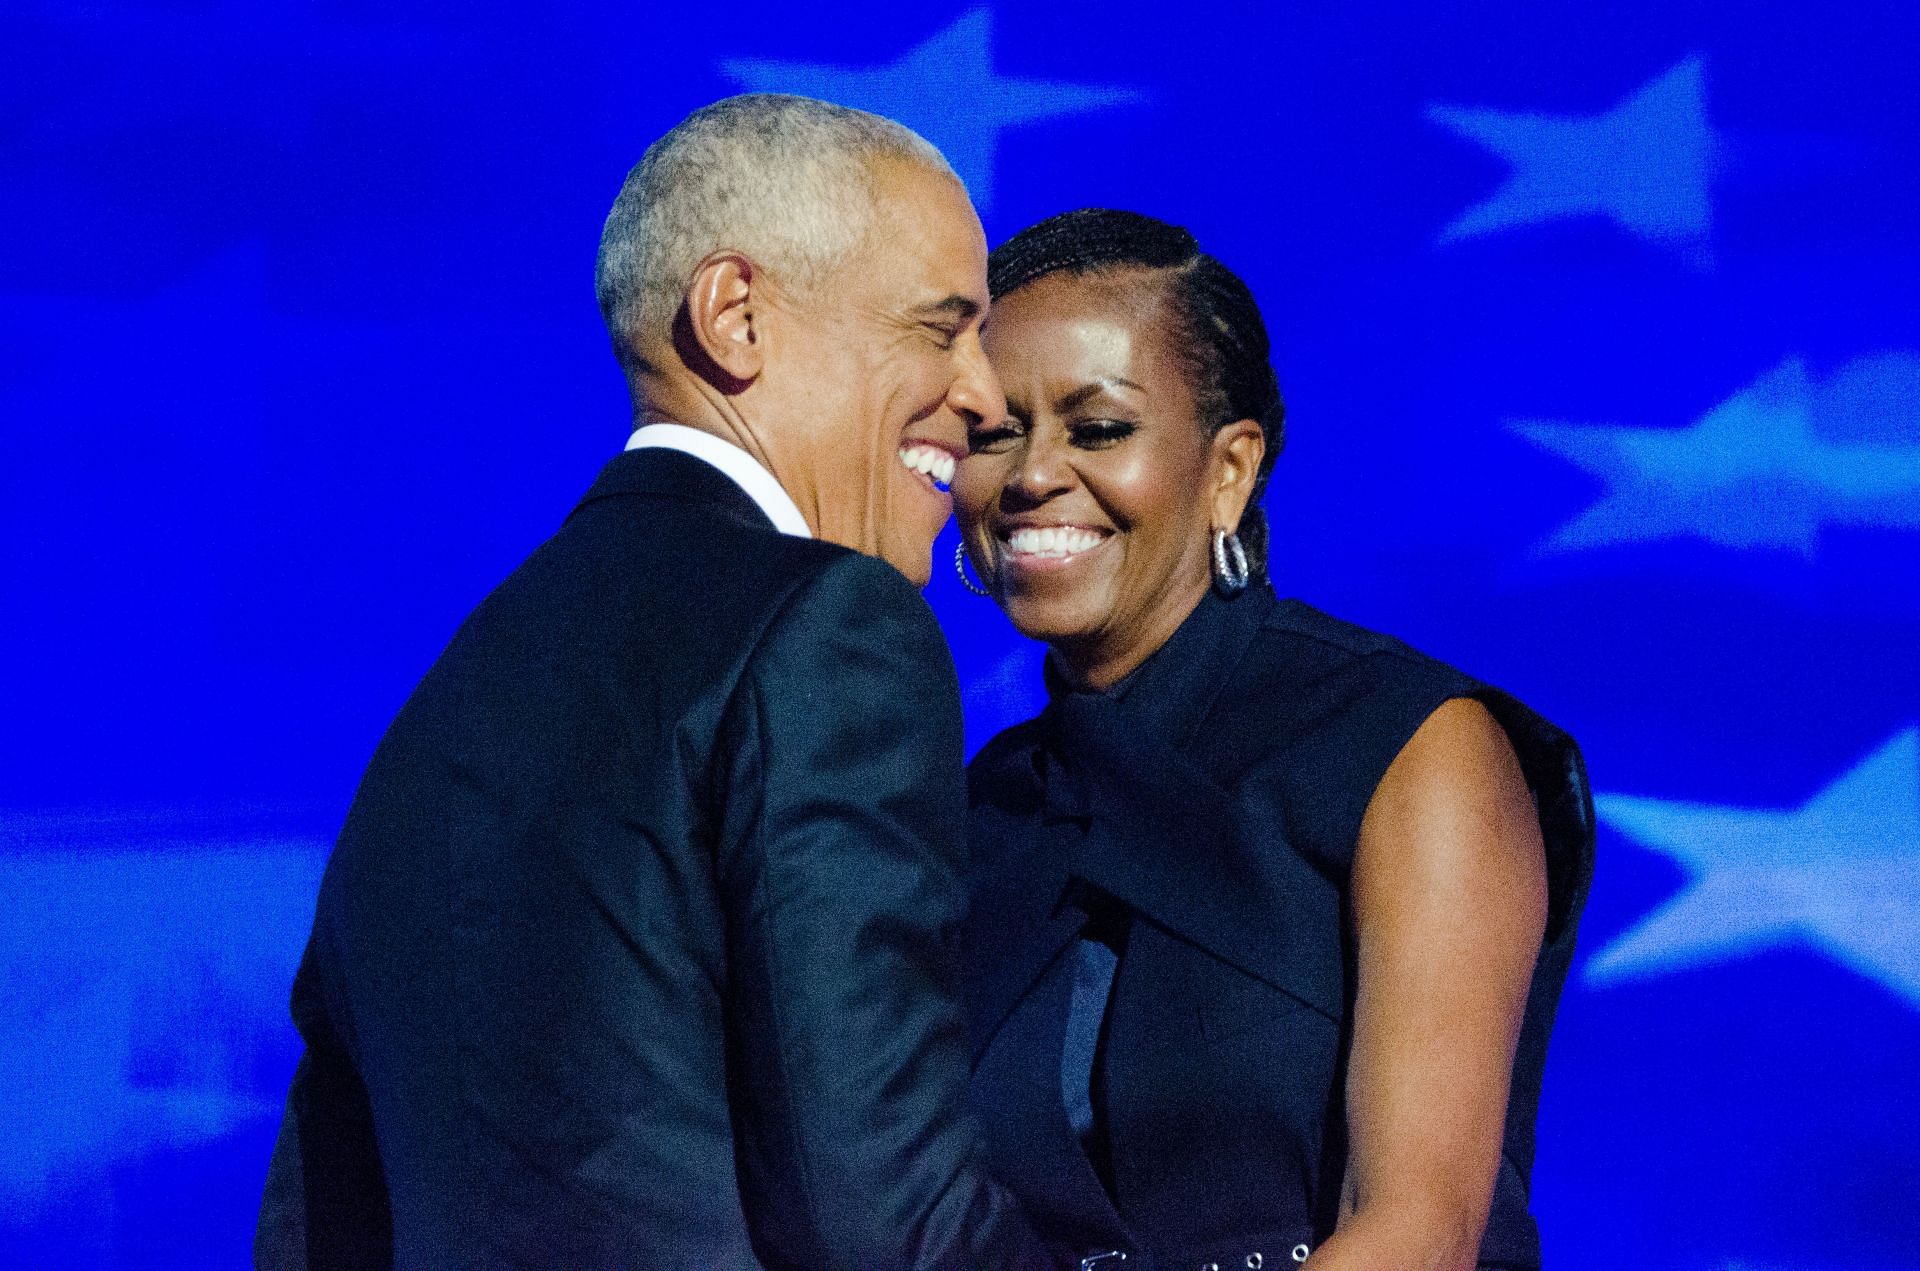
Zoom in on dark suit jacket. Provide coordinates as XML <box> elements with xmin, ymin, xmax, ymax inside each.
<box><xmin>257</xmin><ymin>447</ymin><xmax>1049</xmax><ymax>1270</ymax></box>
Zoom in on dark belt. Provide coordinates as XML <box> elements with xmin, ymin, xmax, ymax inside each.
<box><xmin>1081</xmin><ymin>1240</ymin><xmax>1316</xmax><ymax>1270</ymax></box>
<box><xmin>1186</xmin><ymin>1247</ymin><xmax>1311</xmax><ymax>1270</ymax></box>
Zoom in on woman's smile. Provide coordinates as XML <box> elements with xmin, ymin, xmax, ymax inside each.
<box><xmin>994</xmin><ymin>522</ymin><xmax>1115</xmax><ymax>576</ymax></box>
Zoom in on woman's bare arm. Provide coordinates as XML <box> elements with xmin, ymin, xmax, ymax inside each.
<box><xmin>1306</xmin><ymin>696</ymin><xmax>1547</xmax><ymax>1270</ymax></box>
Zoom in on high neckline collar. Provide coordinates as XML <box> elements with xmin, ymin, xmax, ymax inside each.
<box><xmin>1040</xmin><ymin>582</ymin><xmax>1277</xmax><ymax>751</ymax></box>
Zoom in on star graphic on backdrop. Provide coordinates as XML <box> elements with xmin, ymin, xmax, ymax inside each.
<box><xmin>1510</xmin><ymin>355</ymin><xmax>1920</xmax><ymax>556</ymax></box>
<box><xmin>1585</xmin><ymin>729</ymin><xmax>1920</xmax><ymax>1008</ymax></box>
<box><xmin>721</xmin><ymin>9</ymin><xmax>1145</xmax><ymax>209</ymax></box>
<box><xmin>0</xmin><ymin>819</ymin><xmax>327</xmax><ymax>1204</ymax></box>
<box><xmin>1428</xmin><ymin>56</ymin><xmax>1722</xmax><ymax>262</ymax></box>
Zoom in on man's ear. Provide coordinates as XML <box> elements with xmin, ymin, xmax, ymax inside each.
<box><xmin>683</xmin><ymin>252</ymin><xmax>764</xmax><ymax>386</ymax></box>
<box><xmin>1210</xmin><ymin>419</ymin><xmax>1267</xmax><ymax>532</ymax></box>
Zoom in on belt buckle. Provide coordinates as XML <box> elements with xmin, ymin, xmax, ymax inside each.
<box><xmin>1080</xmin><ymin>1253</ymin><xmax>1128</xmax><ymax>1271</ymax></box>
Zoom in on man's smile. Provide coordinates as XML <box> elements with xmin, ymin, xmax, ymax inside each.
<box><xmin>897</xmin><ymin>441</ymin><xmax>959</xmax><ymax>493</ymax></box>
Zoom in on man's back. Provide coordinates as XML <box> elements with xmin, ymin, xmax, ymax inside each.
<box><xmin>259</xmin><ymin>449</ymin><xmax>1036</xmax><ymax>1268</ymax></box>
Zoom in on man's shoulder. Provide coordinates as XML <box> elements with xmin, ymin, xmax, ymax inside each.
<box><xmin>403</xmin><ymin>481</ymin><xmax>847</xmax><ymax>719</ymax></box>
<box><xmin>758</xmin><ymin>544</ymin><xmax>937</xmax><ymax>631</ymax></box>
<box><xmin>723</xmin><ymin>547</ymin><xmax>964</xmax><ymax>794</ymax></box>
<box><xmin>415</xmin><ymin>468</ymin><xmax>949</xmax><ymax>744</ymax></box>
<box><xmin>742</xmin><ymin>548</ymin><xmax>954</xmax><ymax>707</ymax></box>
<box><xmin>558</xmin><ymin>455</ymin><xmax>922</xmax><ymax>614</ymax></box>
<box><xmin>528</xmin><ymin>477</ymin><xmax>850</xmax><ymax>626</ymax></box>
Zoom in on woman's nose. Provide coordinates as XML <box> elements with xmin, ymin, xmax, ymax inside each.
<box><xmin>1004</xmin><ymin>429</ymin><xmax>1074</xmax><ymax>504</ymax></box>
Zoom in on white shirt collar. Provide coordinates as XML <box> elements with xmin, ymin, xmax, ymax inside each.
<box><xmin>624</xmin><ymin>423</ymin><xmax>812</xmax><ymax>539</ymax></box>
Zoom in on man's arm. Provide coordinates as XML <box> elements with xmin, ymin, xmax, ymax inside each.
<box><xmin>256</xmin><ymin>938</ymin><xmax>392</xmax><ymax>1270</ymax></box>
<box><xmin>714</xmin><ymin>550</ymin><xmax>1051</xmax><ymax>1271</ymax></box>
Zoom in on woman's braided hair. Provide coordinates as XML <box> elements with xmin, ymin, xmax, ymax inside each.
<box><xmin>987</xmin><ymin>208</ymin><xmax>1286</xmax><ymax>579</ymax></box>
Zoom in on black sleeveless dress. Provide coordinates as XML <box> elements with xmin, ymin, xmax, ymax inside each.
<box><xmin>963</xmin><ymin>584</ymin><xmax>1594</xmax><ymax>1270</ymax></box>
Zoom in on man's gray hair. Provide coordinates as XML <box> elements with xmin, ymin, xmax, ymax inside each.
<box><xmin>595</xmin><ymin>93</ymin><xmax>955</xmax><ymax>377</ymax></box>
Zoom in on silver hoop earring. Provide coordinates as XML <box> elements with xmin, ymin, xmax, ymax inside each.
<box><xmin>956</xmin><ymin>541</ymin><xmax>992</xmax><ymax>597</ymax></box>
<box><xmin>1212</xmin><ymin>528</ymin><xmax>1250</xmax><ymax>596</ymax></box>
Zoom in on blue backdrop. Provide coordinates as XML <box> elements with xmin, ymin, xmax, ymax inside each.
<box><xmin>5</xmin><ymin>2</ymin><xmax>1918</xmax><ymax>1265</ymax></box>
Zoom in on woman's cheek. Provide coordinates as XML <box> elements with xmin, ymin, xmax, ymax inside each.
<box><xmin>952</xmin><ymin>459</ymin><xmax>999</xmax><ymax>521</ymax></box>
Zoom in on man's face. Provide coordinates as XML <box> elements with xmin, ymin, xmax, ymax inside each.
<box><xmin>762</xmin><ymin>160</ymin><xmax>1001</xmax><ymax>585</ymax></box>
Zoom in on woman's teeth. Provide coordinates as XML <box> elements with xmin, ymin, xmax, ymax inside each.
<box><xmin>898</xmin><ymin>444</ymin><xmax>956</xmax><ymax>493</ymax></box>
<box><xmin>1005</xmin><ymin>526</ymin><xmax>1107</xmax><ymax>558</ymax></box>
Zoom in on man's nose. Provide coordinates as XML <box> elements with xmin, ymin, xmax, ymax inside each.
<box><xmin>948</xmin><ymin>337</ymin><xmax>1005</xmax><ymax>427</ymax></box>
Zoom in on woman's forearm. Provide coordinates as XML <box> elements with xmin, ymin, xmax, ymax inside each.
<box><xmin>1304</xmin><ymin>1202</ymin><xmax>1481</xmax><ymax>1271</ymax></box>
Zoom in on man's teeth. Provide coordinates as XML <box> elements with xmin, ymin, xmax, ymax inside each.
<box><xmin>898</xmin><ymin>444</ymin><xmax>957</xmax><ymax>492</ymax></box>
<box><xmin>1006</xmin><ymin>526</ymin><xmax>1106</xmax><ymax>558</ymax></box>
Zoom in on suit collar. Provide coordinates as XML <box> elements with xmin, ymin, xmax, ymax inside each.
<box><xmin>624</xmin><ymin>423</ymin><xmax>813</xmax><ymax>538</ymax></box>
<box><xmin>567</xmin><ymin>447</ymin><xmax>775</xmax><ymax>533</ymax></box>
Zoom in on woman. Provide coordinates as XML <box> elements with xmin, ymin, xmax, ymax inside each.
<box><xmin>953</xmin><ymin>210</ymin><xmax>1593</xmax><ymax>1271</ymax></box>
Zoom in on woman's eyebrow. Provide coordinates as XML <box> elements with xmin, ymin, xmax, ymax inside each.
<box><xmin>1056</xmin><ymin>377</ymin><xmax>1144</xmax><ymax>412</ymax></box>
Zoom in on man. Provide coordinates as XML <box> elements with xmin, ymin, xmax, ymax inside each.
<box><xmin>257</xmin><ymin>95</ymin><xmax>1053</xmax><ymax>1269</ymax></box>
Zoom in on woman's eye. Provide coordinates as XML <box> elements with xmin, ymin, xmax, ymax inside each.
<box><xmin>1071</xmin><ymin>419</ymin><xmax>1136</xmax><ymax>448</ymax></box>
<box><xmin>968</xmin><ymin>422</ymin><xmax>1021</xmax><ymax>454</ymax></box>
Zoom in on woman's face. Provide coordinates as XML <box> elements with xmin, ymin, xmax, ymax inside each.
<box><xmin>957</xmin><ymin>269</ymin><xmax>1260</xmax><ymax>687</ymax></box>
